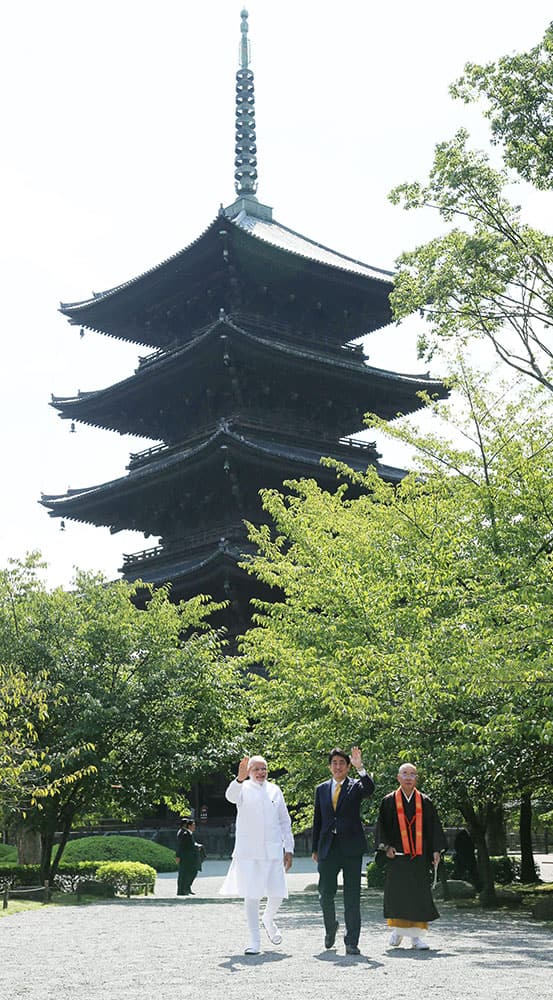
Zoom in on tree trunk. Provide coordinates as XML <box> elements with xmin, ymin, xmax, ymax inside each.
<box><xmin>15</xmin><ymin>824</ymin><xmax>41</xmax><ymax>865</ymax></box>
<box><xmin>40</xmin><ymin>829</ymin><xmax>55</xmax><ymax>884</ymax></box>
<box><xmin>50</xmin><ymin>820</ymin><xmax>73</xmax><ymax>881</ymax></box>
<box><xmin>485</xmin><ymin>801</ymin><xmax>507</xmax><ymax>856</ymax></box>
<box><xmin>460</xmin><ymin>799</ymin><xmax>497</xmax><ymax>906</ymax></box>
<box><xmin>519</xmin><ymin>790</ymin><xmax>538</xmax><ymax>883</ymax></box>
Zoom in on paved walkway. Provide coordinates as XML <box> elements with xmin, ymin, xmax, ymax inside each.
<box><xmin>1</xmin><ymin>859</ymin><xmax>551</xmax><ymax>1000</ymax></box>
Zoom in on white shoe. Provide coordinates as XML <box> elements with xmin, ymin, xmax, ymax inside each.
<box><xmin>411</xmin><ymin>936</ymin><xmax>430</xmax><ymax>949</ymax></box>
<box><xmin>262</xmin><ymin>918</ymin><xmax>282</xmax><ymax>945</ymax></box>
<box><xmin>389</xmin><ymin>930</ymin><xmax>403</xmax><ymax>947</ymax></box>
<box><xmin>244</xmin><ymin>944</ymin><xmax>260</xmax><ymax>955</ymax></box>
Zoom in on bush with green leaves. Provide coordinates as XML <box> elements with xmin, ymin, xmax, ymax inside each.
<box><xmin>366</xmin><ymin>860</ymin><xmax>386</xmax><ymax>889</ymax></box>
<box><xmin>0</xmin><ymin>861</ymin><xmax>98</xmax><ymax>889</ymax></box>
<box><xmin>62</xmin><ymin>835</ymin><xmax>176</xmax><ymax>872</ymax></box>
<box><xmin>95</xmin><ymin>861</ymin><xmax>156</xmax><ymax>895</ymax></box>
<box><xmin>489</xmin><ymin>855</ymin><xmax>521</xmax><ymax>885</ymax></box>
<box><xmin>0</xmin><ymin>844</ymin><xmax>16</xmax><ymax>863</ymax></box>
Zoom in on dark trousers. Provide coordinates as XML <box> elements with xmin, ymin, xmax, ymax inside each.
<box><xmin>177</xmin><ymin>861</ymin><xmax>197</xmax><ymax>895</ymax></box>
<box><xmin>317</xmin><ymin>839</ymin><xmax>363</xmax><ymax>946</ymax></box>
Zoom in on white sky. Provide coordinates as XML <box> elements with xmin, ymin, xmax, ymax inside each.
<box><xmin>1</xmin><ymin>0</ymin><xmax>551</xmax><ymax>588</ymax></box>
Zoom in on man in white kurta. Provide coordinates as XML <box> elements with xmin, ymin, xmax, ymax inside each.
<box><xmin>220</xmin><ymin>755</ymin><xmax>294</xmax><ymax>954</ymax></box>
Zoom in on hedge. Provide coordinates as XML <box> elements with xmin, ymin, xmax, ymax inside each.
<box><xmin>0</xmin><ymin>862</ymin><xmax>99</xmax><ymax>891</ymax></box>
<box><xmin>0</xmin><ymin>859</ymin><xmax>156</xmax><ymax>896</ymax></box>
<box><xmin>62</xmin><ymin>835</ymin><xmax>176</xmax><ymax>872</ymax></box>
<box><xmin>366</xmin><ymin>854</ymin><xmax>530</xmax><ymax>890</ymax></box>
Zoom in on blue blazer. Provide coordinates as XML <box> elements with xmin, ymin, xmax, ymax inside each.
<box><xmin>311</xmin><ymin>772</ymin><xmax>375</xmax><ymax>860</ymax></box>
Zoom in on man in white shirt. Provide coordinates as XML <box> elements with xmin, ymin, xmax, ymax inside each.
<box><xmin>220</xmin><ymin>755</ymin><xmax>294</xmax><ymax>954</ymax></box>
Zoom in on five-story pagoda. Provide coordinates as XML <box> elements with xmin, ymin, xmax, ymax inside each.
<box><xmin>42</xmin><ymin>10</ymin><xmax>444</xmax><ymax>636</ymax></box>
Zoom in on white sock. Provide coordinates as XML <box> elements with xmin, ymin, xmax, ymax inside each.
<box><xmin>262</xmin><ymin>896</ymin><xmax>283</xmax><ymax>928</ymax></box>
<box><xmin>244</xmin><ymin>897</ymin><xmax>261</xmax><ymax>949</ymax></box>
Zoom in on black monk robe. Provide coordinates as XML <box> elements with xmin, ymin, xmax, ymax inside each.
<box><xmin>376</xmin><ymin>790</ymin><xmax>447</xmax><ymax>923</ymax></box>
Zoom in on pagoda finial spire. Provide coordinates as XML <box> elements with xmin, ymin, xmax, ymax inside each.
<box><xmin>234</xmin><ymin>9</ymin><xmax>258</xmax><ymax>197</ymax></box>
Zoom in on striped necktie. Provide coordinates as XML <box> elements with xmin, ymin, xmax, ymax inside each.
<box><xmin>332</xmin><ymin>782</ymin><xmax>342</xmax><ymax>811</ymax></box>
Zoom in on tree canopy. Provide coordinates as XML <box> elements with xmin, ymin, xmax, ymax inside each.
<box><xmin>389</xmin><ymin>21</ymin><xmax>553</xmax><ymax>392</ymax></box>
<box><xmin>239</xmin><ymin>370</ymin><xmax>553</xmax><ymax>899</ymax></box>
<box><xmin>0</xmin><ymin>557</ymin><xmax>248</xmax><ymax>878</ymax></box>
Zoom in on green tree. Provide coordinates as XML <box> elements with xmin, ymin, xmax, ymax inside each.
<box><xmin>1</xmin><ymin>664</ymin><xmax>50</xmax><ymax>812</ymax></box>
<box><xmin>389</xmin><ymin>22</ymin><xmax>553</xmax><ymax>391</ymax></box>
<box><xmin>0</xmin><ymin>559</ymin><xmax>248</xmax><ymax>880</ymax></box>
<box><xmin>240</xmin><ymin>373</ymin><xmax>553</xmax><ymax>901</ymax></box>
<box><xmin>451</xmin><ymin>23</ymin><xmax>553</xmax><ymax>191</ymax></box>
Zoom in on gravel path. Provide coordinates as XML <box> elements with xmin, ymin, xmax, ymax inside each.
<box><xmin>1</xmin><ymin>860</ymin><xmax>551</xmax><ymax>1000</ymax></box>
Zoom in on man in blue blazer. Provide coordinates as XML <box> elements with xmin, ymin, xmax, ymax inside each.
<box><xmin>311</xmin><ymin>746</ymin><xmax>374</xmax><ymax>954</ymax></box>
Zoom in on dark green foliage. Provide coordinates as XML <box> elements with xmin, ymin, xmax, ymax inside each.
<box><xmin>62</xmin><ymin>835</ymin><xmax>176</xmax><ymax>872</ymax></box>
<box><xmin>75</xmin><ymin>880</ymin><xmax>114</xmax><ymax>898</ymax></box>
<box><xmin>366</xmin><ymin>861</ymin><xmax>386</xmax><ymax>889</ymax></box>
<box><xmin>0</xmin><ymin>844</ymin><xmax>16</xmax><ymax>863</ymax></box>
<box><xmin>0</xmin><ymin>861</ymin><xmax>98</xmax><ymax>888</ymax></box>
<box><xmin>532</xmin><ymin>896</ymin><xmax>553</xmax><ymax>920</ymax></box>
<box><xmin>0</xmin><ymin>857</ymin><xmax>156</xmax><ymax>895</ymax></box>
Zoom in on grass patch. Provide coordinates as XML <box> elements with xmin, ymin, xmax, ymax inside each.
<box><xmin>0</xmin><ymin>844</ymin><xmax>17</xmax><ymax>863</ymax></box>
<box><xmin>0</xmin><ymin>899</ymin><xmax>42</xmax><ymax>918</ymax></box>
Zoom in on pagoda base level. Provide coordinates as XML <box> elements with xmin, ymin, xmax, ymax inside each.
<box><xmin>125</xmin><ymin>548</ymin><xmax>275</xmax><ymax>643</ymax></box>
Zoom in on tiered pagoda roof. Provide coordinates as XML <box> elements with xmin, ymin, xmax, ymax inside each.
<box><xmin>50</xmin><ymin>314</ymin><xmax>442</xmax><ymax>439</ymax></box>
<box><xmin>42</xmin><ymin>9</ymin><xmax>446</xmax><ymax>630</ymax></box>
<box><xmin>58</xmin><ymin>212</ymin><xmax>394</xmax><ymax>348</ymax></box>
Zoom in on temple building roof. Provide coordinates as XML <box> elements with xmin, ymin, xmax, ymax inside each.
<box><xmin>40</xmin><ymin>418</ymin><xmax>396</xmax><ymax>533</ymax></box>
<box><xmin>58</xmin><ymin>213</ymin><xmax>393</xmax><ymax>348</ymax></box>
<box><xmin>50</xmin><ymin>314</ymin><xmax>444</xmax><ymax>437</ymax></box>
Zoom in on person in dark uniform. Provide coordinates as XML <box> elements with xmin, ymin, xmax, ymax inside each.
<box><xmin>176</xmin><ymin>818</ymin><xmax>199</xmax><ymax>896</ymax></box>
<box><xmin>311</xmin><ymin>747</ymin><xmax>374</xmax><ymax>955</ymax></box>
<box><xmin>376</xmin><ymin>763</ymin><xmax>446</xmax><ymax>949</ymax></box>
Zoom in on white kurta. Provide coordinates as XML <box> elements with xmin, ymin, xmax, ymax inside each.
<box><xmin>219</xmin><ymin>778</ymin><xmax>294</xmax><ymax>898</ymax></box>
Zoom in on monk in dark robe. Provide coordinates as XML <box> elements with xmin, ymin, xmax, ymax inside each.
<box><xmin>376</xmin><ymin>763</ymin><xmax>446</xmax><ymax>949</ymax></box>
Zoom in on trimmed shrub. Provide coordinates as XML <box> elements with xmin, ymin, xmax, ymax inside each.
<box><xmin>434</xmin><ymin>879</ymin><xmax>476</xmax><ymax>900</ymax></box>
<box><xmin>532</xmin><ymin>896</ymin><xmax>553</xmax><ymax>920</ymax></box>
<box><xmin>0</xmin><ymin>864</ymin><xmax>46</xmax><ymax>887</ymax></box>
<box><xmin>490</xmin><ymin>856</ymin><xmax>520</xmax><ymax>885</ymax></box>
<box><xmin>95</xmin><ymin>861</ymin><xmax>156</xmax><ymax>895</ymax></box>
<box><xmin>0</xmin><ymin>861</ymin><xmax>99</xmax><ymax>892</ymax></box>
<box><xmin>366</xmin><ymin>860</ymin><xmax>386</xmax><ymax>889</ymax></box>
<box><xmin>76</xmin><ymin>879</ymin><xmax>115</xmax><ymax>898</ymax></box>
<box><xmin>62</xmin><ymin>836</ymin><xmax>175</xmax><ymax>872</ymax></box>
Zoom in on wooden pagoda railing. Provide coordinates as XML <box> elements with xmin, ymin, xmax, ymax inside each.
<box><xmin>122</xmin><ymin>522</ymin><xmax>248</xmax><ymax>568</ymax></box>
<box><xmin>127</xmin><ymin>414</ymin><xmax>377</xmax><ymax>470</ymax></box>
<box><xmin>136</xmin><ymin>310</ymin><xmax>367</xmax><ymax>371</ymax></box>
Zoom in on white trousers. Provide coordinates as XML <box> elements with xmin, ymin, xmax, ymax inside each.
<box><xmin>244</xmin><ymin>895</ymin><xmax>283</xmax><ymax>948</ymax></box>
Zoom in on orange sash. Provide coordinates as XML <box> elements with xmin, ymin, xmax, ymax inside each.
<box><xmin>395</xmin><ymin>788</ymin><xmax>423</xmax><ymax>857</ymax></box>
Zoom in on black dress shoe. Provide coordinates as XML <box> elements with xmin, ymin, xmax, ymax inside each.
<box><xmin>324</xmin><ymin>919</ymin><xmax>339</xmax><ymax>949</ymax></box>
<box><xmin>345</xmin><ymin>945</ymin><xmax>361</xmax><ymax>955</ymax></box>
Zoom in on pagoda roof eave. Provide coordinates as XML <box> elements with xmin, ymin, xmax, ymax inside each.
<box><xmin>40</xmin><ymin>421</ymin><xmax>396</xmax><ymax>527</ymax></box>
<box><xmin>121</xmin><ymin>541</ymin><xmax>248</xmax><ymax>587</ymax></box>
<box><xmin>58</xmin><ymin>213</ymin><xmax>394</xmax><ymax>344</ymax></box>
<box><xmin>50</xmin><ymin>315</ymin><xmax>445</xmax><ymax>429</ymax></box>
<box><xmin>59</xmin><ymin>214</ymin><xmax>222</xmax><ymax>317</ymax></box>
